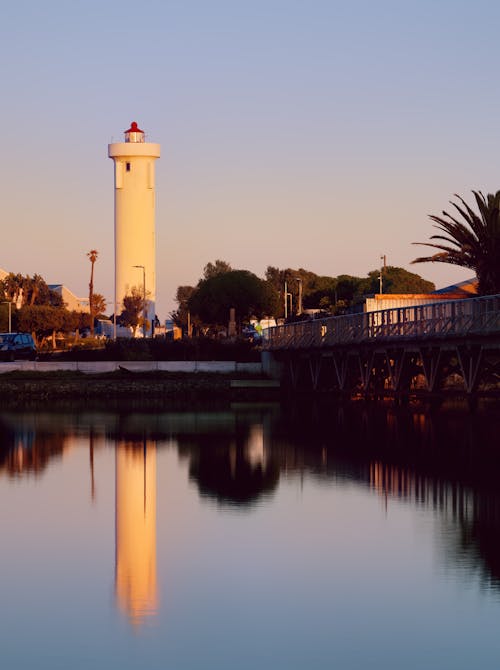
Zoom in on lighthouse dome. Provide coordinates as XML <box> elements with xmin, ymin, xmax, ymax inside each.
<box><xmin>125</xmin><ymin>122</ymin><xmax>145</xmax><ymax>143</ymax></box>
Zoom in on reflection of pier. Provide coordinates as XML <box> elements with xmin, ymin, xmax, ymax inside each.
<box><xmin>115</xmin><ymin>440</ymin><xmax>158</xmax><ymax>627</ymax></box>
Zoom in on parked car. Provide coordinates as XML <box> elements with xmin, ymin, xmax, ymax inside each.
<box><xmin>0</xmin><ymin>332</ymin><xmax>37</xmax><ymax>361</ymax></box>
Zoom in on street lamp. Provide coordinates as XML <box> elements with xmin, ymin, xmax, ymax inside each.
<box><xmin>1</xmin><ymin>302</ymin><xmax>12</xmax><ymax>333</ymax></box>
<box><xmin>296</xmin><ymin>277</ymin><xmax>303</xmax><ymax>315</ymax></box>
<box><xmin>379</xmin><ymin>255</ymin><xmax>386</xmax><ymax>294</ymax></box>
<box><xmin>284</xmin><ymin>281</ymin><xmax>293</xmax><ymax>319</ymax></box>
<box><xmin>133</xmin><ymin>265</ymin><xmax>147</xmax><ymax>337</ymax></box>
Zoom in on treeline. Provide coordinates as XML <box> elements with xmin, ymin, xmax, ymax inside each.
<box><xmin>172</xmin><ymin>260</ymin><xmax>435</xmax><ymax>331</ymax></box>
<box><xmin>0</xmin><ymin>273</ymin><xmax>103</xmax><ymax>345</ymax></box>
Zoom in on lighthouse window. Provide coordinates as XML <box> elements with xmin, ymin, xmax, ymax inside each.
<box><xmin>126</xmin><ymin>162</ymin><xmax>131</xmax><ymax>172</ymax></box>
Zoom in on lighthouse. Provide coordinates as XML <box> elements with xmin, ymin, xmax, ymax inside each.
<box><xmin>108</xmin><ymin>122</ymin><xmax>160</xmax><ymax>335</ymax></box>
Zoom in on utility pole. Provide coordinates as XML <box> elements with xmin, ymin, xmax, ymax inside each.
<box><xmin>1</xmin><ymin>302</ymin><xmax>12</xmax><ymax>333</ymax></box>
<box><xmin>379</xmin><ymin>255</ymin><xmax>386</xmax><ymax>294</ymax></box>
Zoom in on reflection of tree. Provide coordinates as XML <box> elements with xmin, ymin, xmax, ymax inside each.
<box><xmin>188</xmin><ymin>443</ymin><xmax>279</xmax><ymax>507</ymax></box>
<box><xmin>0</xmin><ymin>417</ymin><xmax>66</xmax><ymax>477</ymax></box>
<box><xmin>179</xmin><ymin>423</ymin><xmax>279</xmax><ymax>508</ymax></box>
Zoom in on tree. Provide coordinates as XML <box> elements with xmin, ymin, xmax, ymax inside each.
<box><xmin>17</xmin><ymin>305</ymin><xmax>65</xmax><ymax>347</ymax></box>
<box><xmin>2</xmin><ymin>273</ymin><xmax>25</xmax><ymax>306</ymax></box>
<box><xmin>61</xmin><ymin>310</ymin><xmax>90</xmax><ymax>341</ymax></box>
<box><xmin>119</xmin><ymin>287</ymin><xmax>146</xmax><ymax>336</ymax></box>
<box><xmin>1</xmin><ymin>272</ymin><xmax>63</xmax><ymax>307</ymax></box>
<box><xmin>265</xmin><ymin>266</ymin><xmax>317</xmax><ymax>317</ymax></box>
<box><xmin>91</xmin><ymin>293</ymin><xmax>106</xmax><ymax>319</ymax></box>
<box><xmin>367</xmin><ymin>266</ymin><xmax>435</xmax><ymax>294</ymax></box>
<box><xmin>203</xmin><ymin>259</ymin><xmax>232</xmax><ymax>280</ymax></box>
<box><xmin>87</xmin><ymin>249</ymin><xmax>98</xmax><ymax>336</ymax></box>
<box><xmin>171</xmin><ymin>285</ymin><xmax>196</xmax><ymax>332</ymax></box>
<box><xmin>189</xmin><ymin>270</ymin><xmax>278</xmax><ymax>329</ymax></box>
<box><xmin>412</xmin><ymin>190</ymin><xmax>500</xmax><ymax>295</ymax></box>
<box><xmin>303</xmin><ymin>275</ymin><xmax>337</xmax><ymax>312</ymax></box>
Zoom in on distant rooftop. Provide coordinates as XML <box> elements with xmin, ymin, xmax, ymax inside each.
<box><xmin>433</xmin><ymin>277</ymin><xmax>478</xmax><ymax>297</ymax></box>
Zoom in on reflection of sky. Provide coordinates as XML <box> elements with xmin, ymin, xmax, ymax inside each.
<box><xmin>1</xmin><ymin>412</ymin><xmax>500</xmax><ymax>668</ymax></box>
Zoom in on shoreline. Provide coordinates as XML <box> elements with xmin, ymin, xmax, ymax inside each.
<box><xmin>0</xmin><ymin>369</ymin><xmax>281</xmax><ymax>404</ymax></box>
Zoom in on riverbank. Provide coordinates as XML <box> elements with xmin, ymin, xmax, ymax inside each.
<box><xmin>0</xmin><ymin>369</ymin><xmax>281</xmax><ymax>405</ymax></box>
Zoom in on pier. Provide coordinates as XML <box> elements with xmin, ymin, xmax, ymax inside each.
<box><xmin>263</xmin><ymin>293</ymin><xmax>500</xmax><ymax>402</ymax></box>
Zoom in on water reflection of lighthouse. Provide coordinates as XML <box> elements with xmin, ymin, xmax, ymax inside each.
<box><xmin>115</xmin><ymin>440</ymin><xmax>158</xmax><ymax>626</ymax></box>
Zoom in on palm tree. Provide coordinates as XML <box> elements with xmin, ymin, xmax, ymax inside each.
<box><xmin>87</xmin><ymin>249</ymin><xmax>98</xmax><ymax>336</ymax></box>
<box><xmin>412</xmin><ymin>190</ymin><xmax>500</xmax><ymax>295</ymax></box>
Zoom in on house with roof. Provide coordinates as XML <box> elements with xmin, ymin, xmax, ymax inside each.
<box><xmin>48</xmin><ymin>284</ymin><xmax>89</xmax><ymax>312</ymax></box>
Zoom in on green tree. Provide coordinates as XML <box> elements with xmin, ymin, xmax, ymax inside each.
<box><xmin>61</xmin><ymin>310</ymin><xmax>89</xmax><ymax>341</ymax></box>
<box><xmin>367</xmin><ymin>266</ymin><xmax>435</xmax><ymax>294</ymax></box>
<box><xmin>17</xmin><ymin>305</ymin><xmax>65</xmax><ymax>347</ymax></box>
<box><xmin>265</xmin><ymin>266</ymin><xmax>317</xmax><ymax>317</ymax></box>
<box><xmin>303</xmin><ymin>275</ymin><xmax>337</xmax><ymax>312</ymax></box>
<box><xmin>412</xmin><ymin>190</ymin><xmax>500</xmax><ymax>295</ymax></box>
<box><xmin>189</xmin><ymin>270</ymin><xmax>278</xmax><ymax>328</ymax></box>
<box><xmin>171</xmin><ymin>285</ymin><xmax>197</xmax><ymax>332</ymax></box>
<box><xmin>119</xmin><ymin>287</ymin><xmax>146</xmax><ymax>337</ymax></box>
<box><xmin>203</xmin><ymin>259</ymin><xmax>232</xmax><ymax>280</ymax></box>
<box><xmin>2</xmin><ymin>273</ymin><xmax>24</xmax><ymax>305</ymax></box>
<box><xmin>1</xmin><ymin>272</ymin><xmax>63</xmax><ymax>307</ymax></box>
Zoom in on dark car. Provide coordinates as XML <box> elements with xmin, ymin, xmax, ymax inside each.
<box><xmin>0</xmin><ymin>332</ymin><xmax>37</xmax><ymax>361</ymax></box>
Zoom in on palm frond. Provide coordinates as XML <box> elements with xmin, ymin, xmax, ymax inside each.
<box><xmin>414</xmin><ymin>190</ymin><xmax>500</xmax><ymax>294</ymax></box>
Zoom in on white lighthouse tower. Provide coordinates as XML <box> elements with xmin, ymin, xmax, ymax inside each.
<box><xmin>108</xmin><ymin>122</ymin><xmax>160</xmax><ymax>335</ymax></box>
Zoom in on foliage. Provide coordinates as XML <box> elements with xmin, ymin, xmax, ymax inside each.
<box><xmin>92</xmin><ymin>293</ymin><xmax>107</xmax><ymax>318</ymax></box>
<box><xmin>188</xmin><ymin>270</ymin><xmax>278</xmax><ymax>327</ymax></box>
<box><xmin>17</xmin><ymin>305</ymin><xmax>65</xmax><ymax>343</ymax></box>
<box><xmin>119</xmin><ymin>287</ymin><xmax>146</xmax><ymax>336</ymax></box>
<box><xmin>52</xmin><ymin>336</ymin><xmax>260</xmax><ymax>362</ymax></box>
<box><xmin>265</xmin><ymin>266</ymin><xmax>318</xmax><ymax>316</ymax></box>
<box><xmin>0</xmin><ymin>272</ymin><xmax>63</xmax><ymax>307</ymax></box>
<box><xmin>175</xmin><ymin>261</ymin><xmax>435</xmax><ymax>327</ymax></box>
<box><xmin>171</xmin><ymin>285</ymin><xmax>196</xmax><ymax>329</ymax></box>
<box><xmin>203</xmin><ymin>259</ymin><xmax>232</xmax><ymax>279</ymax></box>
<box><xmin>367</xmin><ymin>266</ymin><xmax>435</xmax><ymax>294</ymax></box>
<box><xmin>412</xmin><ymin>190</ymin><xmax>500</xmax><ymax>295</ymax></box>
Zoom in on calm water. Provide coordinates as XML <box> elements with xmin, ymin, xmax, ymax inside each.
<box><xmin>1</xmin><ymin>400</ymin><xmax>500</xmax><ymax>669</ymax></box>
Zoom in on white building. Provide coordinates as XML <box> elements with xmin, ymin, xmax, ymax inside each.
<box><xmin>108</xmin><ymin>122</ymin><xmax>160</xmax><ymax>336</ymax></box>
<box><xmin>48</xmin><ymin>284</ymin><xmax>89</xmax><ymax>312</ymax></box>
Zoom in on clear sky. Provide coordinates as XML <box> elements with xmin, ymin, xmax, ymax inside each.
<box><xmin>1</xmin><ymin>0</ymin><xmax>499</xmax><ymax>318</ymax></box>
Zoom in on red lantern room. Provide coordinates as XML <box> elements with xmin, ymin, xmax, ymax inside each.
<box><xmin>124</xmin><ymin>121</ymin><xmax>145</xmax><ymax>143</ymax></box>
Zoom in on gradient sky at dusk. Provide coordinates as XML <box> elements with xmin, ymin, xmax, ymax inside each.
<box><xmin>2</xmin><ymin>0</ymin><xmax>499</xmax><ymax>317</ymax></box>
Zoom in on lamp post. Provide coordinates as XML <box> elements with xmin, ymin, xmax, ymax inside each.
<box><xmin>379</xmin><ymin>255</ymin><xmax>386</xmax><ymax>294</ymax></box>
<box><xmin>296</xmin><ymin>277</ymin><xmax>303</xmax><ymax>315</ymax></box>
<box><xmin>284</xmin><ymin>281</ymin><xmax>293</xmax><ymax>319</ymax></box>
<box><xmin>133</xmin><ymin>265</ymin><xmax>147</xmax><ymax>337</ymax></box>
<box><xmin>1</xmin><ymin>302</ymin><xmax>12</xmax><ymax>333</ymax></box>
